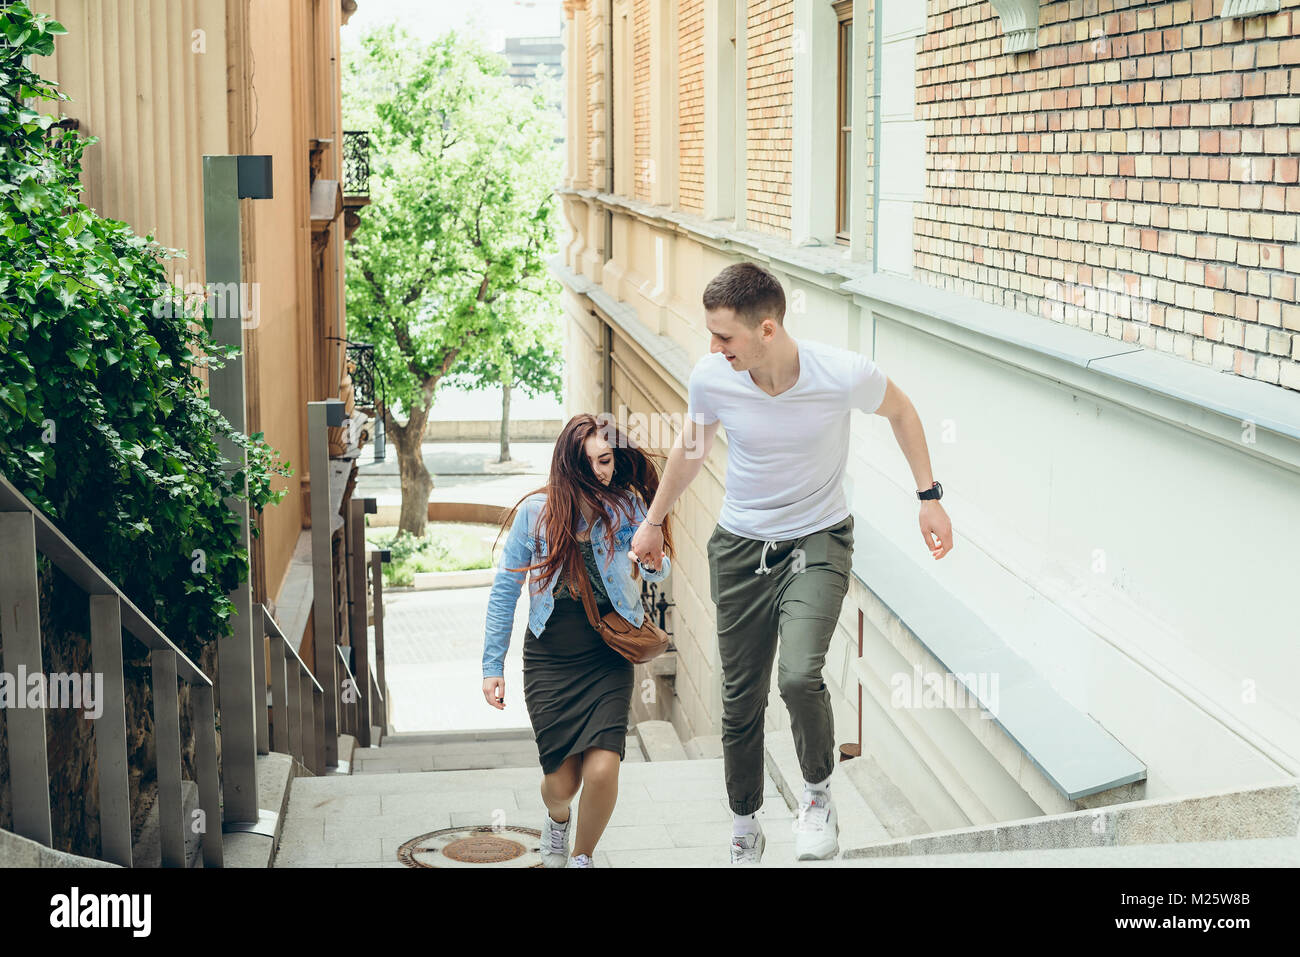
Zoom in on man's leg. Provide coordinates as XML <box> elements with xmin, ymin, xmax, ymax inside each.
<box><xmin>775</xmin><ymin>516</ymin><xmax>854</xmax><ymax>785</ymax></box>
<box><xmin>708</xmin><ymin>524</ymin><xmax>780</xmax><ymax>816</ymax></box>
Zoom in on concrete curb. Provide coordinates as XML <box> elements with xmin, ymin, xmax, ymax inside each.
<box><xmin>0</xmin><ymin>828</ymin><xmax>121</xmax><ymax>868</ymax></box>
<box><xmin>843</xmin><ymin>777</ymin><xmax>1300</xmax><ymax>858</ymax></box>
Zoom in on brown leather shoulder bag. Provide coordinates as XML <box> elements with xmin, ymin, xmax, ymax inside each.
<box><xmin>566</xmin><ymin>555</ymin><xmax>670</xmax><ymax>665</ymax></box>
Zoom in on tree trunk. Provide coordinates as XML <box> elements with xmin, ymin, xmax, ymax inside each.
<box><xmin>499</xmin><ymin>378</ymin><xmax>512</xmax><ymax>463</ymax></box>
<box><xmin>384</xmin><ymin>400</ymin><xmax>435</xmax><ymax>538</ymax></box>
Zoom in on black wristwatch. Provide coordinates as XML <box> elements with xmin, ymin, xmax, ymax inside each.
<box><xmin>917</xmin><ymin>480</ymin><xmax>943</xmax><ymax>502</ymax></box>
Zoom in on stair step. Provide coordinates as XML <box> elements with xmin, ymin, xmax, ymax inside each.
<box><xmin>763</xmin><ymin>732</ymin><xmax>891</xmax><ymax>850</ymax></box>
<box><xmin>827</xmin><ymin>836</ymin><xmax>1300</xmax><ymax>868</ymax></box>
<box><xmin>635</xmin><ymin>720</ymin><xmax>688</xmax><ymax>762</ymax></box>
<box><xmin>379</xmin><ymin>728</ymin><xmax>535</xmax><ymax>747</ymax></box>
<box><xmin>839</xmin><ymin>753</ymin><xmax>933</xmax><ymax>839</ymax></box>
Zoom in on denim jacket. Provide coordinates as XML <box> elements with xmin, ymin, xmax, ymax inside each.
<box><xmin>481</xmin><ymin>489</ymin><xmax>671</xmax><ymax>678</ymax></box>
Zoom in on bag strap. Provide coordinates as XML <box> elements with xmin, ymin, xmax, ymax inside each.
<box><xmin>566</xmin><ymin>545</ymin><xmax>605</xmax><ymax>630</ymax></box>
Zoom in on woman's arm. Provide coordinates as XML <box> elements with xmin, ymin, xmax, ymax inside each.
<box><xmin>482</xmin><ymin>499</ymin><xmax>533</xmax><ymax>678</ymax></box>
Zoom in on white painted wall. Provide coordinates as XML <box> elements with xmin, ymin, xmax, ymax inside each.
<box><xmin>845</xmin><ymin>311</ymin><xmax>1300</xmax><ymax>799</ymax></box>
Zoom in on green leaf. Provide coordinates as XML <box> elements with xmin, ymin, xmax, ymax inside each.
<box><xmin>66</xmin><ymin>344</ymin><xmax>90</xmax><ymax>369</ymax></box>
<box><xmin>0</xmin><ymin>384</ymin><xmax>26</xmax><ymax>416</ymax></box>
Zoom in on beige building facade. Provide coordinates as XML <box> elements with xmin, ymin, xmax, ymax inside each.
<box><xmin>32</xmin><ymin>0</ymin><xmax>366</xmax><ymax>658</ymax></box>
<box><xmin>556</xmin><ymin>0</ymin><xmax>1300</xmax><ymax>831</ymax></box>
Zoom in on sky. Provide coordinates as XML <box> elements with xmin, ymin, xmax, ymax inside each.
<box><xmin>344</xmin><ymin>0</ymin><xmax>566</xmax><ymax>50</ymax></box>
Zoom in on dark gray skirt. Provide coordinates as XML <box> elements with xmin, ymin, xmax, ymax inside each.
<box><xmin>522</xmin><ymin>593</ymin><xmax>634</xmax><ymax>775</ymax></box>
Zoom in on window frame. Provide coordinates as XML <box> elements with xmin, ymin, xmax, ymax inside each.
<box><xmin>834</xmin><ymin>0</ymin><xmax>853</xmax><ymax>245</ymax></box>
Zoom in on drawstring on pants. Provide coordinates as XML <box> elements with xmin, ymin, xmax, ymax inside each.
<box><xmin>754</xmin><ymin>539</ymin><xmax>778</xmax><ymax>575</ymax></box>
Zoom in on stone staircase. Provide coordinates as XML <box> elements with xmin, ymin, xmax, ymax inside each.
<box><xmin>269</xmin><ymin>720</ymin><xmax>1300</xmax><ymax>868</ymax></box>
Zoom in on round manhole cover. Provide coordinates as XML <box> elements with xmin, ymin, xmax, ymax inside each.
<box><xmin>396</xmin><ymin>826</ymin><xmax>544</xmax><ymax>868</ymax></box>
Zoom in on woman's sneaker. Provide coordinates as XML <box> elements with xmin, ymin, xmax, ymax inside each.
<box><xmin>566</xmin><ymin>853</ymin><xmax>594</xmax><ymax>867</ymax></box>
<box><xmin>541</xmin><ymin>813</ymin><xmax>570</xmax><ymax>868</ymax></box>
<box><xmin>730</xmin><ymin>826</ymin><xmax>765</xmax><ymax>865</ymax></box>
<box><xmin>792</xmin><ymin>789</ymin><xmax>838</xmax><ymax>860</ymax></box>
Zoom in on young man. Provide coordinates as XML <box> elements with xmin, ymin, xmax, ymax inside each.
<box><xmin>628</xmin><ymin>262</ymin><xmax>953</xmax><ymax>864</ymax></box>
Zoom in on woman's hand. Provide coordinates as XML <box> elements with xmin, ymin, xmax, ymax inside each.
<box><xmin>482</xmin><ymin>677</ymin><xmax>506</xmax><ymax>710</ymax></box>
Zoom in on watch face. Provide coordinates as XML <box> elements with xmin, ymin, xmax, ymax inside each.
<box><xmin>934</xmin><ymin>481</ymin><xmax>942</xmax><ymax>499</ymax></box>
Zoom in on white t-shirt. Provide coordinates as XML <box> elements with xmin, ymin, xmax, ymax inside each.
<box><xmin>687</xmin><ymin>337</ymin><xmax>888</xmax><ymax>541</ymax></box>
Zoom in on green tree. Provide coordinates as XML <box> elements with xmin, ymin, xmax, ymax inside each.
<box><xmin>442</xmin><ymin>306</ymin><xmax>562</xmax><ymax>463</ymax></box>
<box><xmin>343</xmin><ymin>25</ymin><xmax>561</xmax><ymax>536</ymax></box>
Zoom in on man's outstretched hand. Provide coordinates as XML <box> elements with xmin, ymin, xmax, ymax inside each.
<box><xmin>630</xmin><ymin>520</ymin><xmax>665</xmax><ymax>572</ymax></box>
<box><xmin>920</xmin><ymin>501</ymin><xmax>953</xmax><ymax>560</ymax></box>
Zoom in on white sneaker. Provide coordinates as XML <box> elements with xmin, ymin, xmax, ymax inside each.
<box><xmin>541</xmin><ymin>813</ymin><xmax>570</xmax><ymax>868</ymax></box>
<box><xmin>565</xmin><ymin>853</ymin><xmax>594</xmax><ymax>868</ymax></box>
<box><xmin>793</xmin><ymin>789</ymin><xmax>838</xmax><ymax>860</ymax></box>
<box><xmin>730</xmin><ymin>826</ymin><xmax>765</xmax><ymax>865</ymax></box>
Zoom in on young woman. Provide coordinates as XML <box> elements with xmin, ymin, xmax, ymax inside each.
<box><xmin>481</xmin><ymin>413</ymin><xmax>673</xmax><ymax>868</ymax></box>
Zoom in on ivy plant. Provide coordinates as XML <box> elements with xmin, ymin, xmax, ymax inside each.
<box><xmin>0</xmin><ymin>3</ymin><xmax>291</xmax><ymax>664</ymax></box>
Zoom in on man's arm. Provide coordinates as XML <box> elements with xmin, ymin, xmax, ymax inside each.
<box><xmin>873</xmin><ymin>378</ymin><xmax>954</xmax><ymax>560</ymax></box>
<box><xmin>629</xmin><ymin>416</ymin><xmax>720</xmax><ymax>563</ymax></box>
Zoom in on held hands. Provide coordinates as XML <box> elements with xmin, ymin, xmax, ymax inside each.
<box><xmin>482</xmin><ymin>677</ymin><xmax>505</xmax><ymax>710</ymax></box>
<box><xmin>920</xmin><ymin>500</ymin><xmax>953</xmax><ymax>560</ymax></box>
<box><xmin>629</xmin><ymin>520</ymin><xmax>666</xmax><ymax>572</ymax></box>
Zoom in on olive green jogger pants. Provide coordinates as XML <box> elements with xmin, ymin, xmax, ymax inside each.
<box><xmin>707</xmin><ymin>515</ymin><xmax>854</xmax><ymax>816</ymax></box>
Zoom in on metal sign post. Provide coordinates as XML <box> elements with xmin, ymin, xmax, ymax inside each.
<box><xmin>203</xmin><ymin>154</ymin><xmax>272</xmax><ymax>824</ymax></box>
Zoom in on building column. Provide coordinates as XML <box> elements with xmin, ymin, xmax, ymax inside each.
<box><xmin>703</xmin><ymin>0</ymin><xmax>736</xmax><ymax>221</ymax></box>
<box><xmin>791</xmin><ymin>0</ymin><xmax>838</xmax><ymax>246</ymax></box>
<box><xmin>648</xmin><ymin>0</ymin><xmax>678</xmax><ymax>208</ymax></box>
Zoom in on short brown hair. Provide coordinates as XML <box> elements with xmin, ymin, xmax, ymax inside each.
<box><xmin>702</xmin><ymin>262</ymin><xmax>785</xmax><ymax>327</ymax></box>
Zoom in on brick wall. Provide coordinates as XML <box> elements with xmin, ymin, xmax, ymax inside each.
<box><xmin>916</xmin><ymin>0</ymin><xmax>1300</xmax><ymax>391</ymax></box>
<box><xmin>746</xmin><ymin>0</ymin><xmax>794</xmax><ymax>235</ymax></box>
<box><xmin>634</xmin><ymin>0</ymin><xmax>652</xmax><ymax>200</ymax></box>
<box><xmin>679</xmin><ymin>0</ymin><xmax>705</xmax><ymax>211</ymax></box>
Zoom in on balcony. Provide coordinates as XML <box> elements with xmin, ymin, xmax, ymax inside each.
<box><xmin>342</xmin><ymin>129</ymin><xmax>371</xmax><ymax>241</ymax></box>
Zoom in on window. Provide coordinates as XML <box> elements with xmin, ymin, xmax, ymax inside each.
<box><xmin>835</xmin><ymin>0</ymin><xmax>853</xmax><ymax>244</ymax></box>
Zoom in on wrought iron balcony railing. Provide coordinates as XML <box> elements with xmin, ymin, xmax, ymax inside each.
<box><xmin>343</xmin><ymin>130</ymin><xmax>370</xmax><ymax>198</ymax></box>
<box><xmin>641</xmin><ymin>579</ymin><xmax>674</xmax><ymax>642</ymax></box>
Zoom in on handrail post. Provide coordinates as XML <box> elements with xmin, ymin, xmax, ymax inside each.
<box><xmin>204</xmin><ymin>154</ymin><xmax>263</xmax><ymax>823</ymax></box>
<box><xmin>371</xmin><ymin>549</ymin><xmax>389</xmax><ymax>732</ymax></box>
<box><xmin>151</xmin><ymin>649</ymin><xmax>185</xmax><ymax>867</ymax></box>
<box><xmin>312</xmin><ymin>688</ymin><xmax>326</xmax><ymax>774</ymax></box>
<box><xmin>308</xmin><ymin>400</ymin><xmax>343</xmax><ymax>767</ymax></box>
<box><xmin>89</xmin><ymin>594</ymin><xmax>132</xmax><ymax>866</ymax></box>
<box><xmin>299</xmin><ymin>666</ymin><xmax>314</xmax><ymax>772</ymax></box>
<box><xmin>0</xmin><ymin>511</ymin><xmax>53</xmax><ymax>847</ymax></box>
<box><xmin>192</xmin><ymin>683</ymin><xmax>224</xmax><ymax>867</ymax></box>
<box><xmin>287</xmin><ymin>658</ymin><xmax>303</xmax><ymax>766</ymax></box>
<box><xmin>348</xmin><ymin>499</ymin><xmax>373</xmax><ymax>747</ymax></box>
<box><xmin>253</xmin><ymin>611</ymin><xmax>269</xmax><ymax>756</ymax></box>
<box><xmin>268</xmin><ymin>617</ymin><xmax>289</xmax><ymax>754</ymax></box>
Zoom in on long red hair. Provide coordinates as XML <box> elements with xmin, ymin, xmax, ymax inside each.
<box><xmin>497</xmin><ymin>413</ymin><xmax>673</xmax><ymax>596</ymax></box>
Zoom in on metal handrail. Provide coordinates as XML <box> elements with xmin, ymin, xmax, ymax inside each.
<box><xmin>263</xmin><ymin>605</ymin><xmax>323</xmax><ymax>695</ymax></box>
<box><xmin>261</xmin><ymin>604</ymin><xmax>327</xmax><ymax>775</ymax></box>
<box><xmin>336</xmin><ymin>643</ymin><xmax>364</xmax><ymax>739</ymax></box>
<box><xmin>0</xmin><ymin>472</ymin><xmax>221</xmax><ymax>868</ymax></box>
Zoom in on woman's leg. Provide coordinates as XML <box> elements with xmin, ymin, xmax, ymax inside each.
<box><xmin>540</xmin><ymin>753</ymin><xmax>583</xmax><ymax>822</ymax></box>
<box><xmin>573</xmin><ymin>746</ymin><xmax>621</xmax><ymax>856</ymax></box>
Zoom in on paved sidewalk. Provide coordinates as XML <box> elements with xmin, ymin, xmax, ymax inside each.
<box><xmin>382</xmin><ymin>585</ymin><xmax>530</xmax><ymax>733</ymax></box>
